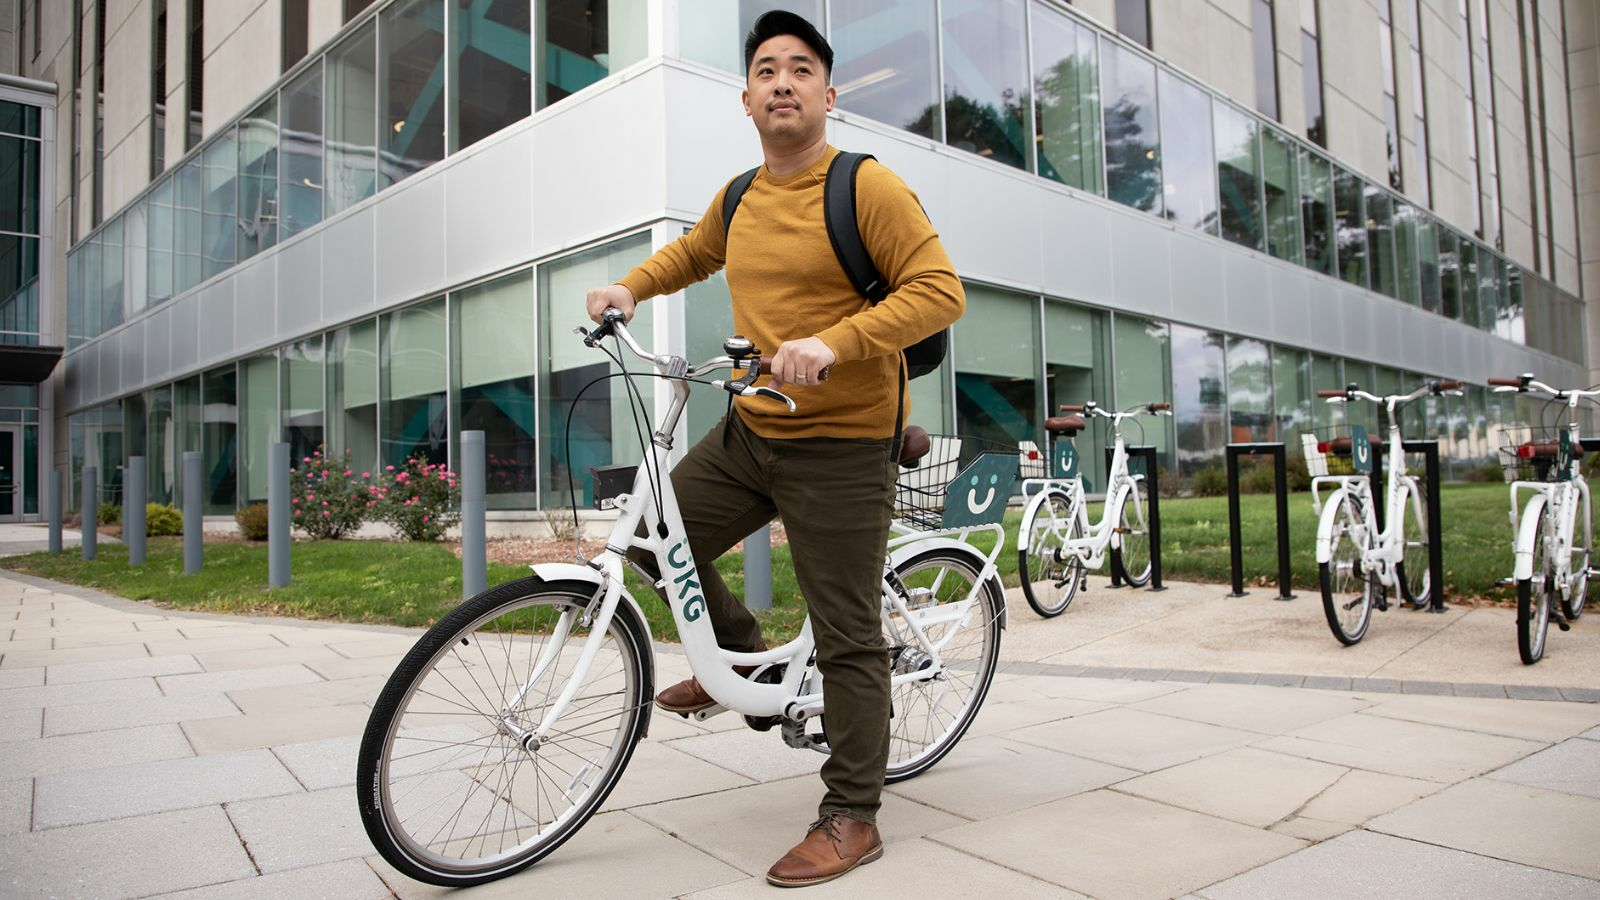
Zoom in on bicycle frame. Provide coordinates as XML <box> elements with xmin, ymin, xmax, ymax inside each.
<box><xmin>1020</xmin><ymin>407</ymin><xmax>1162</xmax><ymax>571</ymax></box>
<box><xmin>523</xmin><ymin>316</ymin><xmax>1002</xmax><ymax>743</ymax></box>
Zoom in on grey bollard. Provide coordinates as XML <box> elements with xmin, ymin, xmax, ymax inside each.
<box><xmin>126</xmin><ymin>457</ymin><xmax>147</xmax><ymax>566</ymax></box>
<box><xmin>268</xmin><ymin>442</ymin><xmax>290</xmax><ymax>588</ymax></box>
<box><xmin>744</xmin><ymin>524</ymin><xmax>772</xmax><ymax>612</ymax></box>
<box><xmin>47</xmin><ymin>468</ymin><xmax>62</xmax><ymax>553</ymax></box>
<box><xmin>183</xmin><ymin>451</ymin><xmax>203</xmax><ymax>574</ymax></box>
<box><xmin>81</xmin><ymin>466</ymin><xmax>97</xmax><ymax>560</ymax></box>
<box><xmin>461</xmin><ymin>431</ymin><xmax>487</xmax><ymax>599</ymax></box>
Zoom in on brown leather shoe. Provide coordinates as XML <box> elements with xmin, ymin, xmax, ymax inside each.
<box><xmin>766</xmin><ymin>814</ymin><xmax>883</xmax><ymax>888</ymax></box>
<box><xmin>655</xmin><ymin>647</ymin><xmax>765</xmax><ymax>714</ymax></box>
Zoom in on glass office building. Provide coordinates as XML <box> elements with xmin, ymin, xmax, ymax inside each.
<box><xmin>42</xmin><ymin>0</ymin><xmax>1593</xmax><ymax>518</ymax></box>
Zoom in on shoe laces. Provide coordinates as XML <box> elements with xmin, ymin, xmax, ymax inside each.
<box><xmin>807</xmin><ymin>813</ymin><xmax>844</xmax><ymax>844</ymax></box>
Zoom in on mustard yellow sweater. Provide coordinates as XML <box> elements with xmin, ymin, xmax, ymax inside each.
<box><xmin>617</xmin><ymin>146</ymin><xmax>965</xmax><ymax>439</ymax></box>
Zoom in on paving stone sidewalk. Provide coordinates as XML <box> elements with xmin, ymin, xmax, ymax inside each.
<box><xmin>0</xmin><ymin>569</ymin><xmax>1598</xmax><ymax>899</ymax></box>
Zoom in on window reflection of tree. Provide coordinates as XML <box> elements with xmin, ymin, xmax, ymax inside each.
<box><xmin>905</xmin><ymin>90</ymin><xmax>1027</xmax><ymax>169</ymax></box>
<box><xmin>1103</xmin><ymin>95</ymin><xmax>1160</xmax><ymax>213</ymax></box>
<box><xmin>1033</xmin><ymin>54</ymin><xmax>1101</xmax><ymax>190</ymax></box>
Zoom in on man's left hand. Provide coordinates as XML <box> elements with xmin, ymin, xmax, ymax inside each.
<box><xmin>768</xmin><ymin>336</ymin><xmax>837</xmax><ymax>389</ymax></box>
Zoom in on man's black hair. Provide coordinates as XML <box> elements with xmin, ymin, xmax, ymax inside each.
<box><xmin>743</xmin><ymin>10</ymin><xmax>834</xmax><ymax>80</ymax></box>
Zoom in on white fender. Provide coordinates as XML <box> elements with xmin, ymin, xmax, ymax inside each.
<box><xmin>887</xmin><ymin>537</ymin><xmax>1008</xmax><ymax>630</ymax></box>
<box><xmin>1314</xmin><ymin>487</ymin><xmax>1351</xmax><ymax>564</ymax></box>
<box><xmin>1513</xmin><ymin>493</ymin><xmax>1548</xmax><ymax>582</ymax></box>
<box><xmin>1018</xmin><ymin>486</ymin><xmax>1069</xmax><ymax>549</ymax></box>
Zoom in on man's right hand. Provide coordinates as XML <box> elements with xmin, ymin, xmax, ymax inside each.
<box><xmin>586</xmin><ymin>284</ymin><xmax>637</xmax><ymax>324</ymax></box>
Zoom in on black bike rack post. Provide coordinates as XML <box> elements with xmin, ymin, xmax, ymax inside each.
<box><xmin>1369</xmin><ymin>439</ymin><xmax>1447</xmax><ymax>612</ymax></box>
<box><xmin>1104</xmin><ymin>445</ymin><xmax>1165</xmax><ymax>591</ymax></box>
<box><xmin>1224</xmin><ymin>443</ymin><xmax>1294</xmax><ymax>601</ymax></box>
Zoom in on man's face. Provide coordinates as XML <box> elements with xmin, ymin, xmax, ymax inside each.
<box><xmin>742</xmin><ymin>35</ymin><xmax>836</xmax><ymax>145</ymax></box>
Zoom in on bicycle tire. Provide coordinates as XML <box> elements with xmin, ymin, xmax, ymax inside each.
<box><xmin>1562</xmin><ymin>527</ymin><xmax>1589</xmax><ymax>621</ymax></box>
<box><xmin>357</xmin><ymin>576</ymin><xmax>653</xmax><ymax>886</ymax></box>
<box><xmin>1394</xmin><ymin>481</ymin><xmax>1432</xmax><ymax>609</ymax></box>
<box><xmin>882</xmin><ymin>547</ymin><xmax>1002</xmax><ymax>783</ymax></box>
<box><xmin>1320</xmin><ymin>490</ymin><xmax>1376</xmax><ymax>645</ymax></box>
<box><xmin>1517</xmin><ymin>498</ymin><xmax>1554</xmax><ymax>665</ymax></box>
<box><xmin>1018</xmin><ymin>486</ymin><xmax>1083</xmax><ymax>617</ymax></box>
<box><xmin>1110</xmin><ymin>479</ymin><xmax>1152</xmax><ymax>587</ymax></box>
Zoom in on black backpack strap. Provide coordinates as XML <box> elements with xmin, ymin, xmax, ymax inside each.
<box><xmin>720</xmin><ymin>166</ymin><xmax>761</xmax><ymax>235</ymax></box>
<box><xmin>824</xmin><ymin>152</ymin><xmax>889</xmax><ymax>303</ymax></box>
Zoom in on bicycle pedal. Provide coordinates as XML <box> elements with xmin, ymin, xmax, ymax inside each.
<box><xmin>1553</xmin><ymin>611</ymin><xmax>1572</xmax><ymax>632</ymax></box>
<box><xmin>1496</xmin><ymin>577</ymin><xmax>1516</xmax><ymax>588</ymax></box>
<box><xmin>691</xmin><ymin>704</ymin><xmax>727</xmax><ymax>722</ymax></box>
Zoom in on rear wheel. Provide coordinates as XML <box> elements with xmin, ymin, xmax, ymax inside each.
<box><xmin>1518</xmin><ymin>502</ymin><xmax>1555</xmax><ymax>665</ymax></box>
<box><xmin>1396</xmin><ymin>482</ymin><xmax>1432</xmax><ymax>609</ymax></box>
<box><xmin>1019</xmin><ymin>486</ymin><xmax>1084</xmax><ymax>617</ymax></box>
<box><xmin>1110</xmin><ymin>479</ymin><xmax>1152</xmax><ymax>587</ymax></box>
<box><xmin>1562</xmin><ymin>512</ymin><xmax>1590</xmax><ymax>621</ymax></box>
<box><xmin>882</xmin><ymin>548</ymin><xmax>1003</xmax><ymax>783</ymax></box>
<box><xmin>1320</xmin><ymin>491</ymin><xmax>1376</xmax><ymax>645</ymax></box>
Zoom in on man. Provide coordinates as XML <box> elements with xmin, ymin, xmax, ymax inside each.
<box><xmin>585</xmin><ymin>10</ymin><xmax>963</xmax><ymax>888</ymax></box>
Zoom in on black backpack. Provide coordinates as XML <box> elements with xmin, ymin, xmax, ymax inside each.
<box><xmin>720</xmin><ymin>151</ymin><xmax>949</xmax><ymax>379</ymax></box>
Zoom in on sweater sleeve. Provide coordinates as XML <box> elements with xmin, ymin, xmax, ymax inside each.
<box><xmin>813</xmin><ymin>161</ymin><xmax>965</xmax><ymax>364</ymax></box>
<box><xmin>615</xmin><ymin>183</ymin><xmax>731</xmax><ymax>302</ymax></box>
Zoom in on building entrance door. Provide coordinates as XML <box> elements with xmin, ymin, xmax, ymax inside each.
<box><xmin>0</xmin><ymin>426</ymin><xmax>19</xmax><ymax>522</ymax></box>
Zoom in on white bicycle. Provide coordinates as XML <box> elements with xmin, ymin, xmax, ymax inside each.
<box><xmin>1312</xmin><ymin>379</ymin><xmax>1459</xmax><ymax>644</ymax></box>
<box><xmin>1016</xmin><ymin>400</ymin><xmax>1171</xmax><ymax>617</ymax></box>
<box><xmin>356</xmin><ymin>311</ymin><xmax>1005</xmax><ymax>886</ymax></box>
<box><xmin>1490</xmin><ymin>374</ymin><xmax>1595</xmax><ymax>664</ymax></box>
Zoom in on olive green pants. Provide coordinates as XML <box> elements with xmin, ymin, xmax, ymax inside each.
<box><xmin>634</xmin><ymin>413</ymin><xmax>896</xmax><ymax>824</ymax></box>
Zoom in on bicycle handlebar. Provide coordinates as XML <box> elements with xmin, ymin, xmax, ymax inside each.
<box><xmin>1487</xmin><ymin>377</ymin><xmax>1525</xmax><ymax>387</ymax></box>
<box><xmin>1490</xmin><ymin>373</ymin><xmax>1600</xmax><ymax>405</ymax></box>
<box><xmin>580</xmin><ymin>309</ymin><xmax>799</xmax><ymax>412</ymax></box>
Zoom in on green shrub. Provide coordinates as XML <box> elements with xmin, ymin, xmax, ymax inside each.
<box><xmin>1190</xmin><ymin>465</ymin><xmax>1229</xmax><ymax>497</ymax></box>
<box><xmin>235</xmin><ymin>503</ymin><xmax>270</xmax><ymax>541</ymax></box>
<box><xmin>96</xmin><ymin>502</ymin><xmax>121</xmax><ymax>526</ymax></box>
<box><xmin>1241</xmin><ymin>460</ymin><xmax>1278</xmax><ymax>494</ymax></box>
<box><xmin>291</xmin><ymin>447</ymin><xmax>377</xmax><ymax>539</ymax></box>
<box><xmin>1156</xmin><ymin>464</ymin><xmax>1183</xmax><ymax>499</ymax></box>
<box><xmin>373</xmin><ymin>456</ymin><xmax>462</xmax><ymax>542</ymax></box>
<box><xmin>1286</xmin><ymin>455</ymin><xmax>1314</xmax><ymax>492</ymax></box>
<box><xmin>146</xmin><ymin>503</ymin><xmax>183</xmax><ymax>536</ymax></box>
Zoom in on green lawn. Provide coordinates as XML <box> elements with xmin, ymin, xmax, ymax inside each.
<box><xmin>1</xmin><ymin>482</ymin><xmax>1528</xmax><ymax>646</ymax></box>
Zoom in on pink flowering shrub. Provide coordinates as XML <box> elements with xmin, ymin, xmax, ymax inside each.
<box><xmin>289</xmin><ymin>447</ymin><xmax>376</xmax><ymax>539</ymax></box>
<box><xmin>372</xmin><ymin>456</ymin><xmax>461</xmax><ymax>542</ymax></box>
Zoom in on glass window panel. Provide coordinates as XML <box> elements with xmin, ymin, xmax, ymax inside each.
<box><xmin>1299</xmin><ymin>149</ymin><xmax>1333</xmax><ymax>275</ymax></box>
<box><xmin>1478</xmin><ymin>250</ymin><xmax>1499</xmax><ymax>334</ymax></box>
<box><xmin>124</xmin><ymin>201</ymin><xmax>147</xmax><ymax>316</ymax></box>
<box><xmin>940</xmin><ymin>0</ymin><xmax>1027</xmax><ymax>170</ymax></box>
<box><xmin>1262</xmin><ymin>128</ymin><xmax>1300</xmax><ymax>263</ymax></box>
<box><xmin>202</xmin><ymin>365</ymin><xmax>238</xmax><ymax>514</ymax></box>
<box><xmin>83</xmin><ymin>239</ymin><xmax>102</xmax><ymax>340</ymax></box>
<box><xmin>240</xmin><ymin>354</ymin><xmax>278</xmax><ymax>503</ymax></box>
<box><xmin>174</xmin><ymin>376</ymin><xmax>202</xmax><ymax>509</ymax></box>
<box><xmin>238</xmin><ymin>97</ymin><xmax>278</xmax><ymax>260</ymax></box>
<box><xmin>284</xmin><ymin>336</ymin><xmax>326</xmax><ymax>466</ymax></box>
<box><xmin>0</xmin><ymin>234</ymin><xmax>38</xmax><ymax>342</ymax></box>
<box><xmin>100</xmin><ymin>218</ymin><xmax>123</xmax><ymax>334</ymax></box>
<box><xmin>1273</xmin><ymin>345</ymin><xmax>1312</xmax><ymax>457</ymax></box>
<box><xmin>539</xmin><ymin>0</ymin><xmax>647</xmax><ymax>110</ymax></box>
<box><xmin>454</xmin><ymin>0</ymin><xmax>532</xmax><ymax>150</ymax></box>
<box><xmin>1227</xmin><ymin>337</ymin><xmax>1273</xmax><ymax>442</ymax></box>
<box><xmin>1215</xmin><ymin>104</ymin><xmax>1262</xmax><ymax>249</ymax></box>
<box><xmin>1159</xmin><ymin>73</ymin><xmax>1216</xmax><ymax>232</ymax></box>
<box><xmin>147</xmin><ymin>176</ymin><xmax>174</xmax><ymax>304</ymax></box>
<box><xmin>954</xmin><ymin>284</ymin><xmax>1038</xmax><ymax>448</ymax></box>
<box><xmin>1117</xmin><ymin>0</ymin><xmax>1150</xmax><ymax>47</ymax></box>
<box><xmin>1394</xmin><ymin>201</ymin><xmax>1420</xmax><ymax>306</ymax></box>
<box><xmin>23</xmin><ymin>424</ymin><xmax>37</xmax><ymax>514</ymax></box>
<box><xmin>453</xmin><ymin>270</ymin><xmax>537</xmax><ymax>509</ymax></box>
<box><xmin>1031</xmin><ymin>2</ymin><xmax>1103</xmax><ymax>193</ymax></box>
<box><xmin>1502</xmin><ymin>261</ymin><xmax>1523</xmax><ymax>343</ymax></box>
<box><xmin>201</xmin><ymin>131</ymin><xmax>238</xmax><ymax>280</ymax></box>
<box><xmin>1045</xmin><ymin>299</ymin><xmax>1109</xmax><ymax>492</ymax></box>
<box><xmin>1364</xmin><ymin>184</ymin><xmax>1396</xmax><ymax>298</ymax></box>
<box><xmin>1101</xmin><ymin>38</ymin><xmax>1161</xmax><ymax>215</ymax></box>
<box><xmin>1439</xmin><ymin>229</ymin><xmax>1461</xmax><ymax>319</ymax></box>
<box><xmin>68</xmin><ymin>413</ymin><xmax>83</xmax><ymax>512</ymax></box>
<box><xmin>538</xmin><ymin>233</ymin><xmax>652</xmax><ymax>508</ymax></box>
<box><xmin>1112</xmin><ymin>314</ymin><xmax>1173</xmax><ymax>468</ymax></box>
<box><xmin>1333</xmin><ymin>166</ymin><xmax>1367</xmax><ymax>287</ymax></box>
<box><xmin>67</xmin><ymin>246</ymin><xmax>84</xmax><ymax>347</ymax></box>
<box><xmin>174</xmin><ymin>158</ymin><xmax>203</xmax><ymax>293</ymax></box>
<box><xmin>379</xmin><ymin>0</ymin><xmax>446</xmax><ymax>189</ymax></box>
<box><xmin>832</xmin><ymin>0</ymin><xmax>942</xmax><ymax>141</ymax></box>
<box><xmin>1253</xmin><ymin>0</ymin><xmax>1279</xmax><ymax>119</ymax></box>
<box><xmin>0</xmin><ymin>134</ymin><xmax>40</xmax><ymax>235</ymax></box>
<box><xmin>685</xmin><ymin>265</ymin><xmax>739</xmax><ymax>444</ymax></box>
<box><xmin>0</xmin><ymin>100</ymin><xmax>40</xmax><ymax>137</ymax></box>
<box><xmin>93</xmin><ymin>402</ymin><xmax>125</xmax><ymax>509</ymax></box>
<box><xmin>328</xmin><ymin>319</ymin><xmax>380</xmax><ymax>476</ymax></box>
<box><xmin>679</xmin><ymin>0</ymin><xmax>821</xmax><ymax>75</ymax></box>
<box><xmin>1310</xmin><ymin>354</ymin><xmax>1344</xmax><ymax>430</ymax></box>
<box><xmin>122</xmin><ymin>394</ymin><xmax>148</xmax><ymax>510</ymax></box>
<box><xmin>381</xmin><ymin>298</ymin><xmax>448</xmax><ymax>468</ymax></box>
<box><xmin>1172</xmin><ymin>325</ymin><xmax>1227</xmax><ymax>477</ymax></box>
<box><xmin>280</xmin><ymin>61</ymin><xmax>326</xmax><ymax>238</ymax></box>
<box><xmin>1458</xmin><ymin>240</ymin><xmax>1480</xmax><ymax>328</ymax></box>
<box><xmin>148</xmin><ymin>385</ymin><xmax>174</xmax><ymax>505</ymax></box>
<box><xmin>1417</xmin><ymin>216</ymin><xmax>1441</xmax><ymax>314</ymax></box>
<box><xmin>1301</xmin><ymin>27</ymin><xmax>1325</xmax><ymax>145</ymax></box>
<box><xmin>327</xmin><ymin>23</ymin><xmax>378</xmax><ymax>216</ymax></box>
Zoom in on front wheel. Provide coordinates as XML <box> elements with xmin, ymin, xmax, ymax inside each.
<box><xmin>1018</xmin><ymin>486</ymin><xmax>1084</xmax><ymax>617</ymax></box>
<box><xmin>882</xmin><ymin>548</ymin><xmax>1003</xmax><ymax>783</ymax></box>
<box><xmin>1320</xmin><ymin>490</ymin><xmax>1377</xmax><ymax>645</ymax></box>
<box><xmin>1518</xmin><ymin>502</ymin><xmax>1555</xmax><ymax>665</ymax></box>
<box><xmin>1110</xmin><ymin>478</ymin><xmax>1153</xmax><ymax>587</ymax></box>
<box><xmin>357</xmin><ymin>576</ymin><xmax>653</xmax><ymax>886</ymax></box>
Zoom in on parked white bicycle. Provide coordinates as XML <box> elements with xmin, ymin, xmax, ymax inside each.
<box><xmin>1490</xmin><ymin>373</ymin><xmax>1595</xmax><ymax>664</ymax></box>
<box><xmin>356</xmin><ymin>310</ymin><xmax>1005</xmax><ymax>886</ymax></box>
<box><xmin>1312</xmin><ymin>379</ymin><xmax>1459</xmax><ymax>644</ymax></box>
<box><xmin>1016</xmin><ymin>400</ymin><xmax>1171</xmax><ymax>617</ymax></box>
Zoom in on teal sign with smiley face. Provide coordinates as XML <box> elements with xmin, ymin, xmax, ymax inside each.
<box><xmin>942</xmin><ymin>453</ymin><xmax>1019</xmax><ymax>528</ymax></box>
<box><xmin>1350</xmin><ymin>425</ymin><xmax>1373</xmax><ymax>474</ymax></box>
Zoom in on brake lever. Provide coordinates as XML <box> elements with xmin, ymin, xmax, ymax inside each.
<box><xmin>750</xmin><ymin>386</ymin><xmax>798</xmax><ymax>413</ymax></box>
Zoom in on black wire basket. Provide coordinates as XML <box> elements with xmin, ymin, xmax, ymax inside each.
<box><xmin>1497</xmin><ymin>425</ymin><xmax>1561</xmax><ymax>483</ymax></box>
<box><xmin>894</xmin><ymin>434</ymin><xmax>1022</xmax><ymax>531</ymax></box>
<box><xmin>1304</xmin><ymin>425</ymin><xmax>1370</xmax><ymax>477</ymax></box>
